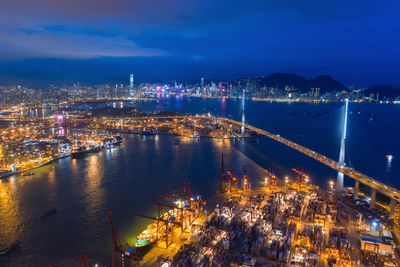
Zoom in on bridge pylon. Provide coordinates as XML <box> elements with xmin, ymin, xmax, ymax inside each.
<box><xmin>241</xmin><ymin>89</ymin><xmax>245</xmax><ymax>136</ymax></box>
<box><xmin>336</xmin><ymin>99</ymin><xmax>349</xmax><ymax>192</ymax></box>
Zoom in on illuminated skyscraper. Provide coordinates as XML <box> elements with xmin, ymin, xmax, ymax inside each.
<box><xmin>129</xmin><ymin>73</ymin><xmax>134</xmax><ymax>97</ymax></box>
<box><xmin>130</xmin><ymin>74</ymin><xmax>134</xmax><ymax>88</ymax></box>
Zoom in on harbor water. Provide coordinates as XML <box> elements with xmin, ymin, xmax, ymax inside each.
<box><xmin>0</xmin><ymin>97</ymin><xmax>399</xmax><ymax>266</ymax></box>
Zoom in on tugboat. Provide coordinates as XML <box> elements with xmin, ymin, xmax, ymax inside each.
<box><xmin>0</xmin><ymin>240</ymin><xmax>21</xmax><ymax>256</ymax></box>
<box><xmin>114</xmin><ymin>135</ymin><xmax>123</xmax><ymax>145</ymax></box>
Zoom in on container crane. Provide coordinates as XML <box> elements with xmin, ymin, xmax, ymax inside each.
<box><xmin>292</xmin><ymin>168</ymin><xmax>309</xmax><ymax>185</ymax></box>
<box><xmin>48</xmin><ymin>251</ymin><xmax>100</xmax><ymax>267</ymax></box>
<box><xmin>107</xmin><ymin>210</ymin><xmax>141</xmax><ymax>267</ymax></box>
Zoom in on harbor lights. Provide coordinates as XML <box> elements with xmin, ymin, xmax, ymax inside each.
<box><xmin>265</xmin><ymin>177</ymin><xmax>269</xmax><ymax>189</ymax></box>
<box><xmin>304</xmin><ymin>176</ymin><xmax>309</xmax><ymax>185</ymax></box>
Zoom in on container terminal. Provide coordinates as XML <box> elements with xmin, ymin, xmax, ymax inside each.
<box><xmin>102</xmin><ymin>156</ymin><xmax>399</xmax><ymax>267</ymax></box>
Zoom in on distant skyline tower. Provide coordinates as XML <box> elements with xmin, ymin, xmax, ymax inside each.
<box><xmin>336</xmin><ymin>98</ymin><xmax>349</xmax><ymax>192</ymax></box>
<box><xmin>130</xmin><ymin>73</ymin><xmax>134</xmax><ymax>88</ymax></box>
<box><xmin>241</xmin><ymin>88</ymin><xmax>245</xmax><ymax>136</ymax></box>
<box><xmin>129</xmin><ymin>73</ymin><xmax>134</xmax><ymax>97</ymax></box>
<box><xmin>201</xmin><ymin>77</ymin><xmax>205</xmax><ymax>95</ymax></box>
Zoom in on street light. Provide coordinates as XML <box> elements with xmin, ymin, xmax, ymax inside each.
<box><xmin>285</xmin><ymin>176</ymin><xmax>289</xmax><ymax>191</ymax></box>
<box><xmin>265</xmin><ymin>177</ymin><xmax>269</xmax><ymax>189</ymax></box>
<box><xmin>329</xmin><ymin>180</ymin><xmax>335</xmax><ymax>191</ymax></box>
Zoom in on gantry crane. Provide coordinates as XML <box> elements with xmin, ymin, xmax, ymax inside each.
<box><xmin>219</xmin><ymin>154</ymin><xmax>241</xmax><ymax>193</ymax></box>
<box><xmin>132</xmin><ymin>213</ymin><xmax>181</xmax><ymax>248</ymax></box>
<box><xmin>292</xmin><ymin>167</ymin><xmax>309</xmax><ymax>185</ymax></box>
<box><xmin>107</xmin><ymin>210</ymin><xmax>141</xmax><ymax>267</ymax></box>
<box><xmin>264</xmin><ymin>169</ymin><xmax>277</xmax><ymax>187</ymax></box>
<box><xmin>48</xmin><ymin>251</ymin><xmax>100</xmax><ymax>267</ymax></box>
<box><xmin>151</xmin><ymin>202</ymin><xmax>196</xmax><ymax>233</ymax></box>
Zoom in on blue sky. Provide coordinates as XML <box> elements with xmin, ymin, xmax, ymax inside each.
<box><xmin>0</xmin><ymin>0</ymin><xmax>399</xmax><ymax>87</ymax></box>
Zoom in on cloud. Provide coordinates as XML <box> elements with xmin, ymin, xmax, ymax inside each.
<box><xmin>0</xmin><ymin>25</ymin><xmax>169</xmax><ymax>59</ymax></box>
<box><xmin>0</xmin><ymin>0</ymin><xmax>398</xmax><ymax>86</ymax></box>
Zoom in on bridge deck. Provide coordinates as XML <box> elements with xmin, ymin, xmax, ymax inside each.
<box><xmin>220</xmin><ymin>117</ymin><xmax>400</xmax><ymax>200</ymax></box>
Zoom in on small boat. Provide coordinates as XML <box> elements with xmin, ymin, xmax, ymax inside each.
<box><xmin>0</xmin><ymin>240</ymin><xmax>21</xmax><ymax>256</ymax></box>
<box><xmin>114</xmin><ymin>135</ymin><xmax>123</xmax><ymax>145</ymax></box>
<box><xmin>40</xmin><ymin>208</ymin><xmax>58</xmax><ymax>220</ymax></box>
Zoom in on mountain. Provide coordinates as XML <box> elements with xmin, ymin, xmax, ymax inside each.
<box><xmin>363</xmin><ymin>85</ymin><xmax>400</xmax><ymax>99</ymax></box>
<box><xmin>233</xmin><ymin>73</ymin><xmax>348</xmax><ymax>93</ymax></box>
<box><xmin>311</xmin><ymin>75</ymin><xmax>348</xmax><ymax>93</ymax></box>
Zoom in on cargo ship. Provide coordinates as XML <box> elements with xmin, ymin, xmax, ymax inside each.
<box><xmin>71</xmin><ymin>146</ymin><xmax>100</xmax><ymax>158</ymax></box>
<box><xmin>134</xmin><ymin>223</ymin><xmax>158</xmax><ymax>253</ymax></box>
<box><xmin>102</xmin><ymin>136</ymin><xmax>123</xmax><ymax>149</ymax></box>
<box><xmin>132</xmin><ymin>195</ymin><xmax>204</xmax><ymax>255</ymax></box>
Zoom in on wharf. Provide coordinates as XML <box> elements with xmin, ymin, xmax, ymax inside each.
<box><xmin>138</xmin><ymin>184</ymin><xmax>398</xmax><ymax>266</ymax></box>
<box><xmin>139</xmin><ymin>214</ymin><xmax>207</xmax><ymax>267</ymax></box>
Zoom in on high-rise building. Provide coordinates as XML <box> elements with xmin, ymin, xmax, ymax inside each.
<box><xmin>201</xmin><ymin>78</ymin><xmax>205</xmax><ymax>95</ymax></box>
<box><xmin>130</xmin><ymin>74</ymin><xmax>134</xmax><ymax>88</ymax></box>
<box><xmin>129</xmin><ymin>74</ymin><xmax>134</xmax><ymax>97</ymax></box>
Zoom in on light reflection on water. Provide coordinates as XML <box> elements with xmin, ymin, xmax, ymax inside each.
<box><xmin>0</xmin><ymin>99</ymin><xmax>399</xmax><ymax>266</ymax></box>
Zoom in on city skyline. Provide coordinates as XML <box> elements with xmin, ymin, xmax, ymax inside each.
<box><xmin>0</xmin><ymin>0</ymin><xmax>399</xmax><ymax>87</ymax></box>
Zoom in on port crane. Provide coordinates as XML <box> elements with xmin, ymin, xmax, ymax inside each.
<box><xmin>292</xmin><ymin>168</ymin><xmax>309</xmax><ymax>185</ymax></box>
<box><xmin>159</xmin><ymin>182</ymin><xmax>205</xmax><ymax>214</ymax></box>
<box><xmin>132</xmin><ymin>213</ymin><xmax>182</xmax><ymax>248</ymax></box>
<box><xmin>48</xmin><ymin>251</ymin><xmax>100</xmax><ymax>267</ymax></box>
<box><xmin>151</xmin><ymin>202</ymin><xmax>196</xmax><ymax>233</ymax></box>
<box><xmin>264</xmin><ymin>169</ymin><xmax>277</xmax><ymax>187</ymax></box>
<box><xmin>218</xmin><ymin>154</ymin><xmax>243</xmax><ymax>193</ymax></box>
<box><xmin>107</xmin><ymin>210</ymin><xmax>141</xmax><ymax>267</ymax></box>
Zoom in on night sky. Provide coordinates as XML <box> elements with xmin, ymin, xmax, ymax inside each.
<box><xmin>0</xmin><ymin>0</ymin><xmax>399</xmax><ymax>87</ymax></box>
